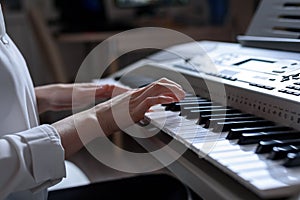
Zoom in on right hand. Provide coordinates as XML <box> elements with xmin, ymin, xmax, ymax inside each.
<box><xmin>52</xmin><ymin>78</ymin><xmax>185</xmax><ymax>158</ymax></box>
<box><xmin>95</xmin><ymin>78</ymin><xmax>185</xmax><ymax>134</ymax></box>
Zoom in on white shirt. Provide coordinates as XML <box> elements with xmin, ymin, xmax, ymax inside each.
<box><xmin>0</xmin><ymin>6</ymin><xmax>66</xmax><ymax>200</ymax></box>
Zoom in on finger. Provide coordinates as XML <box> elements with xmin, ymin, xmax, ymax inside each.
<box><xmin>136</xmin><ymin>82</ymin><xmax>185</xmax><ymax>103</ymax></box>
<box><xmin>134</xmin><ymin>78</ymin><xmax>184</xmax><ymax>99</ymax></box>
<box><xmin>156</xmin><ymin>77</ymin><xmax>183</xmax><ymax>90</ymax></box>
<box><xmin>132</xmin><ymin>96</ymin><xmax>176</xmax><ymax>122</ymax></box>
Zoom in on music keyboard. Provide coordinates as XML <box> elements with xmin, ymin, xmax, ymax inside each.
<box><xmin>107</xmin><ymin>41</ymin><xmax>300</xmax><ymax>199</ymax></box>
<box><xmin>144</xmin><ymin>98</ymin><xmax>300</xmax><ymax>199</ymax></box>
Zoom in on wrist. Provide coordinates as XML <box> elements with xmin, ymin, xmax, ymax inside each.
<box><xmin>52</xmin><ymin>110</ymin><xmax>104</xmax><ymax>158</ymax></box>
<box><xmin>35</xmin><ymin>87</ymin><xmax>51</xmax><ymax>114</ymax></box>
<box><xmin>75</xmin><ymin>109</ymin><xmax>107</xmax><ymax>142</ymax></box>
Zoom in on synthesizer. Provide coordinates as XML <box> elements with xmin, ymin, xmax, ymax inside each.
<box><xmin>106</xmin><ymin>40</ymin><xmax>300</xmax><ymax>200</ymax></box>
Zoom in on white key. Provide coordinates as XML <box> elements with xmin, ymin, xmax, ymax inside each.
<box><xmin>250</xmin><ymin>177</ymin><xmax>288</xmax><ymax>190</ymax></box>
<box><xmin>146</xmin><ymin>110</ymin><xmax>179</xmax><ymax>120</ymax></box>
<box><xmin>219</xmin><ymin>154</ymin><xmax>267</xmax><ymax>166</ymax></box>
<box><xmin>211</xmin><ymin>143</ymin><xmax>257</xmax><ymax>153</ymax></box>
<box><xmin>228</xmin><ymin>160</ymin><xmax>278</xmax><ymax>173</ymax></box>
<box><xmin>169</xmin><ymin>125</ymin><xmax>201</xmax><ymax>132</ymax></box>
<box><xmin>209</xmin><ymin>149</ymin><xmax>254</xmax><ymax>160</ymax></box>
<box><xmin>239</xmin><ymin>169</ymin><xmax>276</xmax><ymax>181</ymax></box>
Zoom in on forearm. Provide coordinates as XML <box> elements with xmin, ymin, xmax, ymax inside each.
<box><xmin>52</xmin><ymin>117</ymin><xmax>83</xmax><ymax>159</ymax></box>
<box><xmin>52</xmin><ymin>109</ymin><xmax>103</xmax><ymax>158</ymax></box>
<box><xmin>35</xmin><ymin>83</ymin><xmax>130</xmax><ymax>114</ymax></box>
<box><xmin>35</xmin><ymin>86</ymin><xmax>53</xmax><ymax>114</ymax></box>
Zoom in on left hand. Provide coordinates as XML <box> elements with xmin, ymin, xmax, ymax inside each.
<box><xmin>35</xmin><ymin>83</ymin><xmax>129</xmax><ymax>114</ymax></box>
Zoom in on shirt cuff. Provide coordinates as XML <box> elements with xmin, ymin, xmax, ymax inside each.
<box><xmin>16</xmin><ymin>125</ymin><xmax>66</xmax><ymax>184</ymax></box>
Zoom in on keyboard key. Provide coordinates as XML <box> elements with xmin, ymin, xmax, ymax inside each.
<box><xmin>256</xmin><ymin>138</ymin><xmax>300</xmax><ymax>154</ymax></box>
<box><xmin>269</xmin><ymin>145</ymin><xmax>300</xmax><ymax>160</ymax></box>
<box><xmin>284</xmin><ymin>152</ymin><xmax>300</xmax><ymax>167</ymax></box>
<box><xmin>199</xmin><ymin>113</ymin><xmax>248</xmax><ymax>125</ymax></box>
<box><xmin>227</xmin><ymin>126</ymin><xmax>292</xmax><ymax>140</ymax></box>
<box><xmin>188</xmin><ymin>108</ymin><xmax>240</xmax><ymax>121</ymax></box>
<box><xmin>213</xmin><ymin>120</ymin><xmax>273</xmax><ymax>132</ymax></box>
<box><xmin>238</xmin><ymin>131</ymin><xmax>300</xmax><ymax>145</ymax></box>
<box><xmin>205</xmin><ymin>116</ymin><xmax>260</xmax><ymax>129</ymax></box>
<box><xmin>165</xmin><ymin>101</ymin><xmax>211</xmax><ymax>111</ymax></box>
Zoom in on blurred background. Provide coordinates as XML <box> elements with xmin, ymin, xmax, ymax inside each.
<box><xmin>0</xmin><ymin>0</ymin><xmax>259</xmax><ymax>86</ymax></box>
<box><xmin>0</xmin><ymin>0</ymin><xmax>260</xmax><ymax>123</ymax></box>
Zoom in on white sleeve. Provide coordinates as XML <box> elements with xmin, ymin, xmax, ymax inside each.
<box><xmin>0</xmin><ymin>124</ymin><xmax>66</xmax><ymax>198</ymax></box>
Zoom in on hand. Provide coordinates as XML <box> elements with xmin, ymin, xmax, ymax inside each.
<box><xmin>95</xmin><ymin>78</ymin><xmax>185</xmax><ymax>134</ymax></box>
<box><xmin>52</xmin><ymin>78</ymin><xmax>185</xmax><ymax>158</ymax></box>
<box><xmin>35</xmin><ymin>83</ymin><xmax>129</xmax><ymax>114</ymax></box>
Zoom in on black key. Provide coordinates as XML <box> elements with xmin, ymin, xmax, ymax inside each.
<box><xmin>162</xmin><ymin>96</ymin><xmax>208</xmax><ymax>110</ymax></box>
<box><xmin>183</xmin><ymin>105</ymin><xmax>225</xmax><ymax>111</ymax></box>
<box><xmin>166</xmin><ymin>101</ymin><xmax>212</xmax><ymax>111</ymax></box>
<box><xmin>199</xmin><ymin>109</ymin><xmax>241</xmax><ymax>123</ymax></box>
<box><xmin>181</xmin><ymin>105</ymin><xmax>221</xmax><ymax>116</ymax></box>
<box><xmin>163</xmin><ymin>103</ymin><xmax>181</xmax><ymax>112</ymax></box>
<box><xmin>177</xmin><ymin>102</ymin><xmax>213</xmax><ymax>109</ymax></box>
<box><xmin>163</xmin><ymin>102</ymin><xmax>176</xmax><ymax>111</ymax></box>
<box><xmin>176</xmin><ymin>99</ymin><xmax>213</xmax><ymax>106</ymax></box>
<box><xmin>213</xmin><ymin>120</ymin><xmax>273</xmax><ymax>133</ymax></box>
<box><xmin>179</xmin><ymin>98</ymin><xmax>208</xmax><ymax>104</ymax></box>
<box><xmin>284</xmin><ymin>152</ymin><xmax>300</xmax><ymax>167</ymax></box>
<box><xmin>182</xmin><ymin>107</ymin><xmax>228</xmax><ymax>120</ymax></box>
<box><xmin>256</xmin><ymin>138</ymin><xmax>300</xmax><ymax>154</ymax></box>
<box><xmin>269</xmin><ymin>145</ymin><xmax>300</xmax><ymax>160</ymax></box>
<box><xmin>199</xmin><ymin>113</ymin><xmax>248</xmax><ymax>125</ymax></box>
<box><xmin>162</xmin><ymin>101</ymin><xmax>179</xmax><ymax>111</ymax></box>
<box><xmin>238</xmin><ymin>130</ymin><xmax>300</xmax><ymax>145</ymax></box>
<box><xmin>183</xmin><ymin>108</ymin><xmax>240</xmax><ymax>122</ymax></box>
<box><xmin>181</xmin><ymin>96</ymin><xmax>204</xmax><ymax>101</ymax></box>
<box><xmin>205</xmin><ymin>116</ymin><xmax>259</xmax><ymax>129</ymax></box>
<box><xmin>190</xmin><ymin>108</ymin><xmax>239</xmax><ymax>117</ymax></box>
<box><xmin>227</xmin><ymin>126</ymin><xmax>292</xmax><ymax>140</ymax></box>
